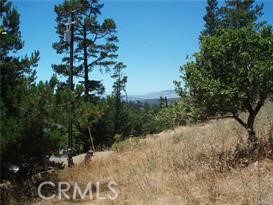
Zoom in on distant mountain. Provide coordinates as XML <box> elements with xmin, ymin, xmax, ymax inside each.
<box><xmin>129</xmin><ymin>89</ymin><xmax>179</xmax><ymax>100</ymax></box>
<box><xmin>128</xmin><ymin>90</ymin><xmax>180</xmax><ymax>105</ymax></box>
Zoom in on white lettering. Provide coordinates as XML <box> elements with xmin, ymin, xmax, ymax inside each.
<box><xmin>58</xmin><ymin>182</ymin><xmax>70</xmax><ymax>200</ymax></box>
<box><xmin>38</xmin><ymin>181</ymin><xmax>56</xmax><ymax>200</ymax></box>
<box><xmin>107</xmin><ymin>181</ymin><xmax>119</xmax><ymax>200</ymax></box>
<box><xmin>73</xmin><ymin>182</ymin><xmax>93</xmax><ymax>200</ymax></box>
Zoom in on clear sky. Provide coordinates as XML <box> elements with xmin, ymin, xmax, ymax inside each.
<box><xmin>11</xmin><ymin>0</ymin><xmax>273</xmax><ymax>95</ymax></box>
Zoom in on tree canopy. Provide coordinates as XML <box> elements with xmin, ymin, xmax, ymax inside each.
<box><xmin>176</xmin><ymin>2</ymin><xmax>273</xmax><ymax>144</ymax></box>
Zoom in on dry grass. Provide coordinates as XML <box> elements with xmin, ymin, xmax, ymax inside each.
<box><xmin>33</xmin><ymin>102</ymin><xmax>273</xmax><ymax>205</ymax></box>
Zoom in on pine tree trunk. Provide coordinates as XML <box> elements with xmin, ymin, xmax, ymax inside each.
<box><xmin>83</xmin><ymin>26</ymin><xmax>89</xmax><ymax>98</ymax></box>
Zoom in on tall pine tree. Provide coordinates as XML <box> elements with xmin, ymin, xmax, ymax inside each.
<box><xmin>0</xmin><ymin>0</ymin><xmax>39</xmax><ymax>112</ymax></box>
<box><xmin>220</xmin><ymin>0</ymin><xmax>263</xmax><ymax>29</ymax></box>
<box><xmin>111</xmin><ymin>62</ymin><xmax>127</xmax><ymax>135</ymax></box>
<box><xmin>201</xmin><ymin>0</ymin><xmax>220</xmax><ymax>36</ymax></box>
<box><xmin>52</xmin><ymin>0</ymin><xmax>118</xmax><ymax>99</ymax></box>
<box><xmin>0</xmin><ymin>0</ymin><xmax>49</xmax><ymax>178</ymax></box>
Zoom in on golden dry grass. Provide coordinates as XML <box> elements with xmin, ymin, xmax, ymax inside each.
<box><xmin>33</xmin><ymin>102</ymin><xmax>273</xmax><ymax>205</ymax></box>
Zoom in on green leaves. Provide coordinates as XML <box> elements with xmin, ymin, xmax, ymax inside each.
<box><xmin>176</xmin><ymin>24</ymin><xmax>273</xmax><ymax>126</ymax></box>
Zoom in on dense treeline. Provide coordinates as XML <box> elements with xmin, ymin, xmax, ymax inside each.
<box><xmin>1</xmin><ymin>0</ymin><xmax>273</xmax><ymax>182</ymax></box>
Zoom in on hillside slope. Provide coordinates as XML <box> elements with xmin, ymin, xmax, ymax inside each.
<box><xmin>33</xmin><ymin>102</ymin><xmax>273</xmax><ymax>205</ymax></box>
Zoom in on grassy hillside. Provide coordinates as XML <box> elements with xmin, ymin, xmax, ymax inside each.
<box><xmin>34</xmin><ymin>102</ymin><xmax>273</xmax><ymax>205</ymax></box>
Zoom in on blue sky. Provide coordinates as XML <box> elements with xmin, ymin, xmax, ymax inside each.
<box><xmin>11</xmin><ymin>0</ymin><xmax>273</xmax><ymax>95</ymax></box>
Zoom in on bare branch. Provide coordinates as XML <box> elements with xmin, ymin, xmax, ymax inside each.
<box><xmin>233</xmin><ymin>115</ymin><xmax>247</xmax><ymax>128</ymax></box>
<box><xmin>254</xmin><ymin>92</ymin><xmax>267</xmax><ymax>115</ymax></box>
